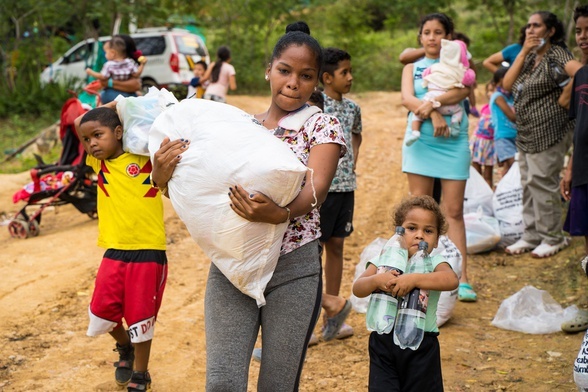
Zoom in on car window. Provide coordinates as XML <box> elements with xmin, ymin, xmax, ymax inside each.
<box><xmin>134</xmin><ymin>36</ymin><xmax>166</xmax><ymax>56</ymax></box>
<box><xmin>63</xmin><ymin>41</ymin><xmax>94</xmax><ymax>64</ymax></box>
<box><xmin>175</xmin><ymin>35</ymin><xmax>207</xmax><ymax>57</ymax></box>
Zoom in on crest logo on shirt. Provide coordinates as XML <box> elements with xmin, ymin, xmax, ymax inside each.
<box><xmin>126</xmin><ymin>163</ymin><xmax>141</xmax><ymax>177</ymax></box>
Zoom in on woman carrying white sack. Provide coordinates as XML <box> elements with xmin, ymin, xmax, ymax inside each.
<box><xmin>151</xmin><ymin>31</ymin><xmax>346</xmax><ymax>391</ymax></box>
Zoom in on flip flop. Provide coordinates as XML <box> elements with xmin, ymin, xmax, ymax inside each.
<box><xmin>323</xmin><ymin>300</ymin><xmax>352</xmax><ymax>341</ymax></box>
<box><xmin>458</xmin><ymin>282</ymin><xmax>477</xmax><ymax>302</ymax></box>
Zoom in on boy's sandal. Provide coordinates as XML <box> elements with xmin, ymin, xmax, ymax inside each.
<box><xmin>561</xmin><ymin>310</ymin><xmax>588</xmax><ymax>333</ymax></box>
<box><xmin>458</xmin><ymin>282</ymin><xmax>477</xmax><ymax>302</ymax></box>
<box><xmin>323</xmin><ymin>300</ymin><xmax>352</xmax><ymax>341</ymax></box>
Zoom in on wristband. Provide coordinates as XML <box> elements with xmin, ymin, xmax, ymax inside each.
<box><xmin>150</xmin><ymin>173</ymin><xmax>167</xmax><ymax>195</ymax></box>
<box><xmin>107</xmin><ymin>78</ymin><xmax>113</xmax><ymax>88</ymax></box>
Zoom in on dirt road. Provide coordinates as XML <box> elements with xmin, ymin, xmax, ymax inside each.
<box><xmin>1</xmin><ymin>92</ymin><xmax>586</xmax><ymax>391</ymax></box>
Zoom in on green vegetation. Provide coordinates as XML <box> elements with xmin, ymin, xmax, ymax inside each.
<box><xmin>0</xmin><ymin>0</ymin><xmax>576</xmax><ymax>171</ymax></box>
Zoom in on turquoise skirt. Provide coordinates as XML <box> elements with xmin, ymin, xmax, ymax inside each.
<box><xmin>402</xmin><ymin>112</ymin><xmax>471</xmax><ymax>180</ymax></box>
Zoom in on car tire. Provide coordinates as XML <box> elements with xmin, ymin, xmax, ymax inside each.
<box><xmin>141</xmin><ymin>78</ymin><xmax>158</xmax><ymax>95</ymax></box>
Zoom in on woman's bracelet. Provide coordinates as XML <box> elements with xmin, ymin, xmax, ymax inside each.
<box><xmin>107</xmin><ymin>78</ymin><xmax>113</xmax><ymax>88</ymax></box>
<box><xmin>283</xmin><ymin>206</ymin><xmax>291</xmax><ymax>223</ymax></box>
<box><xmin>149</xmin><ymin>173</ymin><xmax>168</xmax><ymax>195</ymax></box>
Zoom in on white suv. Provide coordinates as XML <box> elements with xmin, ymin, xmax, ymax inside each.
<box><xmin>40</xmin><ymin>28</ymin><xmax>209</xmax><ymax>94</ymax></box>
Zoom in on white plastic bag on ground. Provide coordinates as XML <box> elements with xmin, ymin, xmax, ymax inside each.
<box><xmin>149</xmin><ymin>99</ymin><xmax>308</xmax><ymax>307</ymax></box>
<box><xmin>116</xmin><ymin>87</ymin><xmax>179</xmax><ymax>156</ymax></box>
<box><xmin>430</xmin><ymin>235</ymin><xmax>463</xmax><ymax>327</ymax></box>
<box><xmin>350</xmin><ymin>237</ymin><xmax>387</xmax><ymax>313</ymax></box>
<box><xmin>492</xmin><ymin>162</ymin><xmax>524</xmax><ymax>247</ymax></box>
<box><xmin>464</xmin><ymin>166</ymin><xmax>494</xmax><ymax>216</ymax></box>
<box><xmin>491</xmin><ymin>285</ymin><xmax>578</xmax><ymax>334</ymax></box>
<box><xmin>464</xmin><ymin>207</ymin><xmax>501</xmax><ymax>254</ymax></box>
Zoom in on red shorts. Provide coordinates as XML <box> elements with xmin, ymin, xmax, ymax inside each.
<box><xmin>87</xmin><ymin>249</ymin><xmax>167</xmax><ymax>343</ymax></box>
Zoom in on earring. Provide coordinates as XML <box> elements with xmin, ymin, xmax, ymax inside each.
<box><xmin>265</xmin><ymin>75</ymin><xmax>269</xmax><ymax>81</ymax></box>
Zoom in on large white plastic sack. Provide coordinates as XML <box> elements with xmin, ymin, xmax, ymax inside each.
<box><xmin>464</xmin><ymin>207</ymin><xmax>501</xmax><ymax>254</ymax></box>
<box><xmin>149</xmin><ymin>99</ymin><xmax>308</xmax><ymax>307</ymax></box>
<box><xmin>492</xmin><ymin>285</ymin><xmax>578</xmax><ymax>334</ymax></box>
<box><xmin>492</xmin><ymin>162</ymin><xmax>524</xmax><ymax>247</ymax></box>
<box><xmin>350</xmin><ymin>237</ymin><xmax>388</xmax><ymax>313</ymax></box>
<box><xmin>116</xmin><ymin>87</ymin><xmax>179</xmax><ymax>156</ymax></box>
<box><xmin>464</xmin><ymin>165</ymin><xmax>494</xmax><ymax>216</ymax></box>
<box><xmin>430</xmin><ymin>235</ymin><xmax>463</xmax><ymax>327</ymax></box>
<box><xmin>350</xmin><ymin>235</ymin><xmax>461</xmax><ymax>327</ymax></box>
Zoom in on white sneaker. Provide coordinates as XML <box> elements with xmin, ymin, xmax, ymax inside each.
<box><xmin>531</xmin><ymin>237</ymin><xmax>570</xmax><ymax>258</ymax></box>
<box><xmin>505</xmin><ymin>239</ymin><xmax>536</xmax><ymax>255</ymax></box>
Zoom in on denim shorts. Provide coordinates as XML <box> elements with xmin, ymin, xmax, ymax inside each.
<box><xmin>495</xmin><ymin>137</ymin><xmax>516</xmax><ymax>162</ymax></box>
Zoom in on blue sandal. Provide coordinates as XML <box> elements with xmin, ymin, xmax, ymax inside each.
<box><xmin>458</xmin><ymin>282</ymin><xmax>477</xmax><ymax>302</ymax></box>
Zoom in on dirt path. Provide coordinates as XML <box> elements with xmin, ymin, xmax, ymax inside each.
<box><xmin>1</xmin><ymin>92</ymin><xmax>586</xmax><ymax>391</ymax></box>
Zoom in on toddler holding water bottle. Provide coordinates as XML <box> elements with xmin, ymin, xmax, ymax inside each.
<box><xmin>352</xmin><ymin>195</ymin><xmax>458</xmax><ymax>391</ymax></box>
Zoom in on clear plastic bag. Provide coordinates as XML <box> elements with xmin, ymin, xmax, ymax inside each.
<box><xmin>116</xmin><ymin>87</ymin><xmax>179</xmax><ymax>156</ymax></box>
<box><xmin>491</xmin><ymin>285</ymin><xmax>578</xmax><ymax>334</ymax></box>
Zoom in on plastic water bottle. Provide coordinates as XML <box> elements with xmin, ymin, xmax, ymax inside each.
<box><xmin>393</xmin><ymin>240</ymin><xmax>432</xmax><ymax>350</ymax></box>
<box><xmin>365</xmin><ymin>226</ymin><xmax>408</xmax><ymax>334</ymax></box>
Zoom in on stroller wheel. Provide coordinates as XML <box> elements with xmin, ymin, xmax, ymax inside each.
<box><xmin>8</xmin><ymin>219</ymin><xmax>30</xmax><ymax>239</ymax></box>
<box><xmin>29</xmin><ymin>220</ymin><xmax>40</xmax><ymax>237</ymax></box>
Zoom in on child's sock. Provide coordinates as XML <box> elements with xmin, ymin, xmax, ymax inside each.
<box><xmin>405</xmin><ymin>130</ymin><xmax>421</xmax><ymax>146</ymax></box>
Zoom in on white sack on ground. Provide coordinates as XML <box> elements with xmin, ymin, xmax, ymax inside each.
<box><xmin>492</xmin><ymin>162</ymin><xmax>524</xmax><ymax>247</ymax></box>
<box><xmin>463</xmin><ymin>165</ymin><xmax>494</xmax><ymax>216</ymax></box>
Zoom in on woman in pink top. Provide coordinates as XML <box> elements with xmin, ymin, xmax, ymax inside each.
<box><xmin>202</xmin><ymin>46</ymin><xmax>237</xmax><ymax>102</ymax></box>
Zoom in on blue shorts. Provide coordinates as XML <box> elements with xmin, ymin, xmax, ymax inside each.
<box><xmin>495</xmin><ymin>138</ymin><xmax>516</xmax><ymax>163</ymax></box>
<box><xmin>564</xmin><ymin>184</ymin><xmax>588</xmax><ymax>236</ymax></box>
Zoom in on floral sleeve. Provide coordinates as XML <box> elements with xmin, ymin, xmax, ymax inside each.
<box><xmin>308</xmin><ymin>113</ymin><xmax>347</xmax><ymax>158</ymax></box>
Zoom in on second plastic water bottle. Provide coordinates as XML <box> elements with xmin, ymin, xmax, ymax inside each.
<box><xmin>393</xmin><ymin>240</ymin><xmax>432</xmax><ymax>350</ymax></box>
<box><xmin>365</xmin><ymin>226</ymin><xmax>408</xmax><ymax>334</ymax></box>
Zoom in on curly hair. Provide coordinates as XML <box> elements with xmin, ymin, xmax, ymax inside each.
<box><xmin>393</xmin><ymin>195</ymin><xmax>448</xmax><ymax>235</ymax></box>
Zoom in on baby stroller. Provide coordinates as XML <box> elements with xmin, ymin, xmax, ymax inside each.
<box><xmin>8</xmin><ymin>94</ymin><xmax>98</xmax><ymax>239</ymax></box>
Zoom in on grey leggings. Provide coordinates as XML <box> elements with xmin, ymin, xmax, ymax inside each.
<box><xmin>205</xmin><ymin>240</ymin><xmax>322</xmax><ymax>391</ymax></box>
